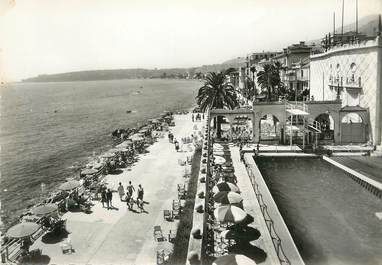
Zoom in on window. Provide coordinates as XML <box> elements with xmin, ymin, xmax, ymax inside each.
<box><xmin>350</xmin><ymin>63</ymin><xmax>356</xmax><ymax>72</ymax></box>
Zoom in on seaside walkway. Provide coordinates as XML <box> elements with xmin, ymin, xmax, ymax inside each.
<box><xmin>32</xmin><ymin>114</ymin><xmax>198</xmax><ymax>265</ymax></box>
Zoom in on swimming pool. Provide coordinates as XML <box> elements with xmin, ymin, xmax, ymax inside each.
<box><xmin>255</xmin><ymin>156</ymin><xmax>382</xmax><ymax>265</ymax></box>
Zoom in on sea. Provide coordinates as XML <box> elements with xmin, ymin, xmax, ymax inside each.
<box><xmin>0</xmin><ymin>78</ymin><xmax>200</xmax><ymax>228</ymax></box>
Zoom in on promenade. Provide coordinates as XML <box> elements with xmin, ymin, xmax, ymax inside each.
<box><xmin>33</xmin><ymin>113</ymin><xmax>200</xmax><ymax>265</ymax></box>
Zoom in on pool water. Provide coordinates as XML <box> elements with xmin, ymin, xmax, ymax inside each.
<box><xmin>255</xmin><ymin>157</ymin><xmax>382</xmax><ymax>265</ymax></box>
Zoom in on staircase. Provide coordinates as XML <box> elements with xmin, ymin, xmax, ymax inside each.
<box><xmin>306</xmin><ymin>118</ymin><xmax>321</xmax><ymax>133</ymax></box>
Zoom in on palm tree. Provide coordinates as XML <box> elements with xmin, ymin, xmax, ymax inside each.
<box><xmin>196</xmin><ymin>69</ymin><xmax>239</xmax><ymax>138</ymax></box>
<box><xmin>256</xmin><ymin>63</ymin><xmax>282</xmax><ymax>101</ymax></box>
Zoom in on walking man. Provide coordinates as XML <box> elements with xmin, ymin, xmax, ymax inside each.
<box><xmin>137</xmin><ymin>184</ymin><xmax>144</xmax><ymax>212</ymax></box>
<box><xmin>106</xmin><ymin>189</ymin><xmax>113</xmax><ymax>209</ymax></box>
<box><xmin>117</xmin><ymin>182</ymin><xmax>125</xmax><ymax>201</ymax></box>
<box><xmin>127</xmin><ymin>181</ymin><xmax>135</xmax><ymax>197</ymax></box>
<box><xmin>101</xmin><ymin>187</ymin><xmax>107</xmax><ymax>208</ymax></box>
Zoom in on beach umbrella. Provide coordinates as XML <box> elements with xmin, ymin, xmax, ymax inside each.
<box><xmin>101</xmin><ymin>153</ymin><xmax>115</xmax><ymax>158</ymax></box>
<box><xmin>213</xmin><ymin>143</ymin><xmax>223</xmax><ymax>149</ymax></box>
<box><xmin>59</xmin><ymin>180</ymin><xmax>81</xmax><ymax>191</ymax></box>
<box><xmin>212</xmin><ymin>254</ymin><xmax>256</xmax><ymax>265</ymax></box>
<box><xmin>213</xmin><ymin>152</ymin><xmax>225</xmax><ymax>157</ymax></box>
<box><xmin>213</xmin><ymin>182</ymin><xmax>240</xmax><ymax>193</ymax></box>
<box><xmin>213</xmin><ymin>191</ymin><xmax>243</xmax><ymax>205</ymax></box>
<box><xmin>31</xmin><ymin>203</ymin><xmax>58</xmax><ymax>216</ymax></box>
<box><xmin>6</xmin><ymin>222</ymin><xmax>40</xmax><ymax>238</ymax></box>
<box><xmin>220</xmin><ymin>227</ymin><xmax>261</xmax><ymax>241</ymax></box>
<box><xmin>214</xmin><ymin>205</ymin><xmax>247</xmax><ymax>224</ymax></box>
<box><xmin>214</xmin><ymin>156</ymin><xmax>226</xmax><ymax>165</ymax></box>
<box><xmin>81</xmin><ymin>168</ymin><xmax>98</xmax><ymax>175</ymax></box>
<box><xmin>130</xmin><ymin>134</ymin><xmax>144</xmax><ymax>142</ymax></box>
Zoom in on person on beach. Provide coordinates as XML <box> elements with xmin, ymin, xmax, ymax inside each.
<box><xmin>137</xmin><ymin>184</ymin><xmax>144</xmax><ymax>201</ymax></box>
<box><xmin>175</xmin><ymin>141</ymin><xmax>180</xmax><ymax>152</ymax></box>
<box><xmin>106</xmin><ymin>189</ymin><xmax>113</xmax><ymax>209</ymax></box>
<box><xmin>101</xmin><ymin>188</ymin><xmax>107</xmax><ymax>208</ymax></box>
<box><xmin>126</xmin><ymin>191</ymin><xmax>132</xmax><ymax>210</ymax></box>
<box><xmin>117</xmin><ymin>182</ymin><xmax>125</xmax><ymax>201</ymax></box>
<box><xmin>127</xmin><ymin>181</ymin><xmax>135</xmax><ymax>197</ymax></box>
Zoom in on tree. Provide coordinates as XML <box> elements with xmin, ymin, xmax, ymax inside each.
<box><xmin>196</xmin><ymin>70</ymin><xmax>239</xmax><ymax>138</ymax></box>
<box><xmin>256</xmin><ymin>63</ymin><xmax>282</xmax><ymax>101</ymax></box>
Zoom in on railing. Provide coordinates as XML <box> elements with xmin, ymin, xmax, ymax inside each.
<box><xmin>245</xmin><ymin>163</ymin><xmax>291</xmax><ymax>265</ymax></box>
<box><xmin>306</xmin><ymin>118</ymin><xmax>321</xmax><ymax>133</ymax></box>
<box><xmin>285</xmin><ymin>101</ymin><xmax>308</xmax><ymax>113</ymax></box>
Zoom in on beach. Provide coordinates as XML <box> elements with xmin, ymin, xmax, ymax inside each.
<box><xmin>30</xmin><ymin>113</ymin><xmax>202</xmax><ymax>265</ymax></box>
<box><xmin>0</xmin><ymin>79</ymin><xmax>200</xmax><ymax>226</ymax></box>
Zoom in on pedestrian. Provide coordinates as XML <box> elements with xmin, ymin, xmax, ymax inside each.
<box><xmin>117</xmin><ymin>182</ymin><xmax>125</xmax><ymax>201</ymax></box>
<box><xmin>137</xmin><ymin>184</ymin><xmax>144</xmax><ymax>201</ymax></box>
<box><xmin>106</xmin><ymin>189</ymin><xmax>113</xmax><ymax>209</ymax></box>
<box><xmin>101</xmin><ymin>187</ymin><xmax>107</xmax><ymax>208</ymax></box>
<box><xmin>127</xmin><ymin>181</ymin><xmax>135</xmax><ymax>197</ymax></box>
<box><xmin>175</xmin><ymin>142</ymin><xmax>180</xmax><ymax>152</ymax></box>
<box><xmin>192</xmin><ymin>114</ymin><xmax>194</xmax><ymax>122</ymax></box>
<box><xmin>202</xmin><ymin>113</ymin><xmax>204</xmax><ymax>120</ymax></box>
<box><xmin>126</xmin><ymin>192</ymin><xmax>132</xmax><ymax>210</ymax></box>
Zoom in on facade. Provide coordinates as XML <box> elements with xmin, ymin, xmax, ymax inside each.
<box><xmin>310</xmin><ymin>36</ymin><xmax>382</xmax><ymax>145</ymax></box>
<box><xmin>245</xmin><ymin>51</ymin><xmax>281</xmax><ymax>80</ymax></box>
<box><xmin>272</xmin><ymin>42</ymin><xmax>312</xmax><ymax>95</ymax></box>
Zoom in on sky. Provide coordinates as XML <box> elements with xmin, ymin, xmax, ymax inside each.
<box><xmin>0</xmin><ymin>0</ymin><xmax>381</xmax><ymax>81</ymax></box>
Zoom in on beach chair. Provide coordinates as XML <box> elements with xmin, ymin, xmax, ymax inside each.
<box><xmin>163</xmin><ymin>210</ymin><xmax>173</xmax><ymax>221</ymax></box>
<box><xmin>156</xmin><ymin>249</ymin><xmax>171</xmax><ymax>265</ymax></box>
<box><xmin>60</xmin><ymin>236</ymin><xmax>73</xmax><ymax>254</ymax></box>
<box><xmin>168</xmin><ymin>230</ymin><xmax>176</xmax><ymax>243</ymax></box>
<box><xmin>153</xmin><ymin>226</ymin><xmax>165</xmax><ymax>242</ymax></box>
<box><xmin>172</xmin><ymin>200</ymin><xmax>181</xmax><ymax>219</ymax></box>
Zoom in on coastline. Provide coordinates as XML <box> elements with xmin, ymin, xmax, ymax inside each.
<box><xmin>1</xmin><ymin>111</ymin><xmax>203</xmax><ymax>264</ymax></box>
<box><xmin>0</xmin><ymin>79</ymin><xmax>200</xmax><ymax>230</ymax></box>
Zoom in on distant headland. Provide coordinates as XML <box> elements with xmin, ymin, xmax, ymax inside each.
<box><xmin>22</xmin><ymin>59</ymin><xmax>245</xmax><ymax>82</ymax></box>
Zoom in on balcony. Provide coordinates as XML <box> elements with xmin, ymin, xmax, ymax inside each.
<box><xmin>328</xmin><ymin>76</ymin><xmax>362</xmax><ymax>90</ymax></box>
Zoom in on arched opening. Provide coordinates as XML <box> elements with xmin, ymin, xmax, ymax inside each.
<box><xmin>315</xmin><ymin>113</ymin><xmax>335</xmax><ymax>141</ymax></box>
<box><xmin>210</xmin><ymin>115</ymin><xmax>231</xmax><ymax>140</ymax></box>
<box><xmin>259</xmin><ymin>114</ymin><xmax>280</xmax><ymax>143</ymax></box>
<box><xmin>341</xmin><ymin>112</ymin><xmax>366</xmax><ymax>143</ymax></box>
<box><xmin>232</xmin><ymin>115</ymin><xmax>253</xmax><ymax>142</ymax></box>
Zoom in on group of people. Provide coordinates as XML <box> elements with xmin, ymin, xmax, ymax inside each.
<box><xmin>100</xmin><ymin>187</ymin><xmax>115</xmax><ymax>209</ymax></box>
<box><xmin>117</xmin><ymin>181</ymin><xmax>145</xmax><ymax>212</ymax></box>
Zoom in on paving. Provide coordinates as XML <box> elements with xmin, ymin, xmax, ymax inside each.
<box><xmin>32</xmin><ymin>114</ymin><xmax>201</xmax><ymax>265</ymax></box>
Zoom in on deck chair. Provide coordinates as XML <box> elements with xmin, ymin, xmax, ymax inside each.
<box><xmin>168</xmin><ymin>230</ymin><xmax>176</xmax><ymax>243</ymax></box>
<box><xmin>163</xmin><ymin>210</ymin><xmax>173</xmax><ymax>221</ymax></box>
<box><xmin>60</xmin><ymin>236</ymin><xmax>73</xmax><ymax>254</ymax></box>
<box><xmin>156</xmin><ymin>249</ymin><xmax>171</xmax><ymax>265</ymax></box>
<box><xmin>153</xmin><ymin>226</ymin><xmax>165</xmax><ymax>242</ymax></box>
<box><xmin>172</xmin><ymin>200</ymin><xmax>181</xmax><ymax>210</ymax></box>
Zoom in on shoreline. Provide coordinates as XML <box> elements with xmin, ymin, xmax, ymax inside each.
<box><xmin>1</xmin><ymin>111</ymin><xmax>203</xmax><ymax>264</ymax></box>
<box><xmin>0</xmin><ymin>105</ymin><xmax>196</xmax><ymax>234</ymax></box>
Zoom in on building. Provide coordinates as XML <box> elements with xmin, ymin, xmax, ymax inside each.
<box><xmin>309</xmin><ymin>36</ymin><xmax>382</xmax><ymax>145</ymax></box>
<box><xmin>245</xmin><ymin>51</ymin><xmax>281</xmax><ymax>79</ymax></box>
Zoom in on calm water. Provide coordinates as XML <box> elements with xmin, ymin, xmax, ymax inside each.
<box><xmin>0</xmin><ymin>79</ymin><xmax>200</xmax><ymax>226</ymax></box>
<box><xmin>255</xmin><ymin>157</ymin><xmax>382</xmax><ymax>265</ymax></box>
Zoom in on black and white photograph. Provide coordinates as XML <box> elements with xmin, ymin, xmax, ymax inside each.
<box><xmin>0</xmin><ymin>0</ymin><xmax>381</xmax><ymax>264</ymax></box>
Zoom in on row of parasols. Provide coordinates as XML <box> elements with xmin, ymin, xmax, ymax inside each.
<box><xmin>5</xmin><ymin>203</ymin><xmax>59</xmax><ymax>239</ymax></box>
<box><xmin>209</xmin><ymin>144</ymin><xmax>259</xmax><ymax>265</ymax></box>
